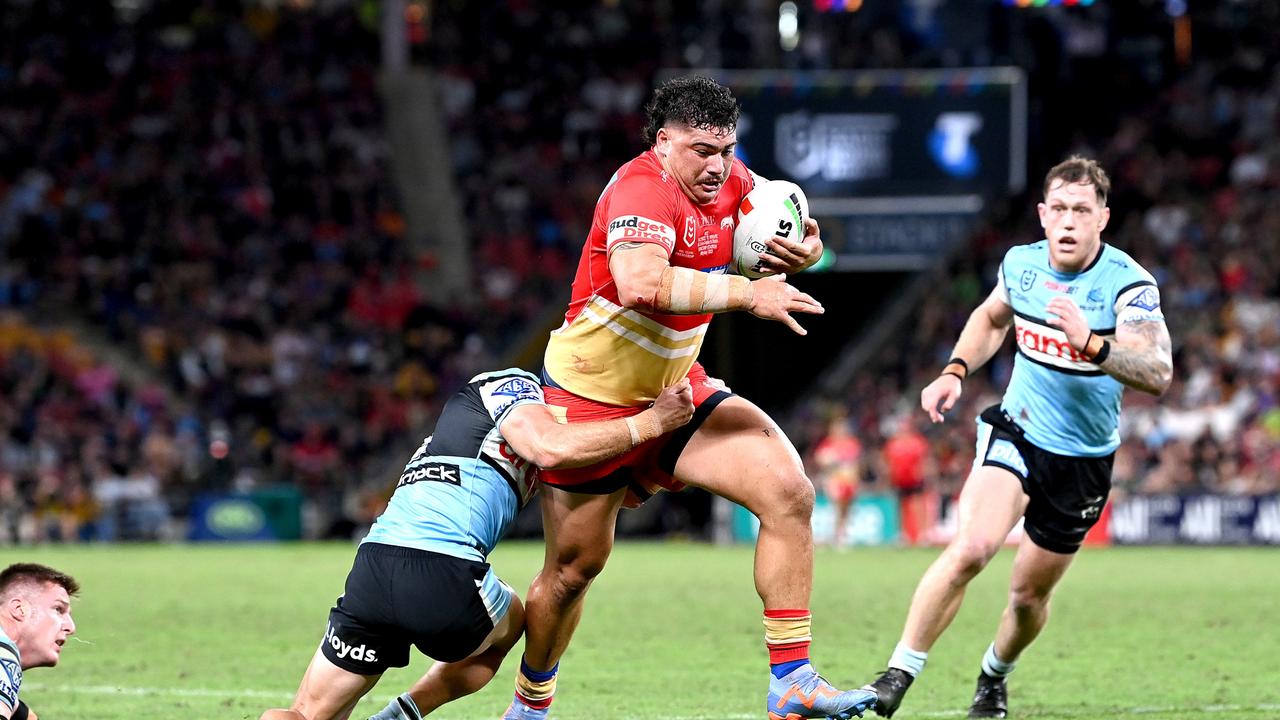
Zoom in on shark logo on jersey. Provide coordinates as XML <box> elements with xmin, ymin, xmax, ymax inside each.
<box><xmin>1087</xmin><ymin>288</ymin><xmax>1104</xmax><ymax>304</ymax></box>
<box><xmin>1020</xmin><ymin>269</ymin><xmax>1037</xmax><ymax>292</ymax></box>
<box><xmin>1128</xmin><ymin>287</ymin><xmax>1160</xmax><ymax>311</ymax></box>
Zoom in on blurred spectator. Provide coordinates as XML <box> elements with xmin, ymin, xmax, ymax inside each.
<box><xmin>881</xmin><ymin>416</ymin><xmax>933</xmax><ymax>545</ymax></box>
<box><xmin>812</xmin><ymin>413</ymin><xmax>863</xmax><ymax>549</ymax></box>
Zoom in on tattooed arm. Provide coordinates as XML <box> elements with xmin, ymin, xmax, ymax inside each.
<box><xmin>1098</xmin><ymin>318</ymin><xmax>1173</xmax><ymax>396</ymax></box>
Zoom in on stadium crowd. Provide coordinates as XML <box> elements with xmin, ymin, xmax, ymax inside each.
<box><xmin>0</xmin><ymin>3</ymin><xmax>486</xmax><ymax>541</ymax></box>
<box><xmin>0</xmin><ymin>1</ymin><xmax>1276</xmax><ymax>544</ymax></box>
<box><xmin>796</xmin><ymin>3</ymin><xmax>1280</xmax><ymax>527</ymax></box>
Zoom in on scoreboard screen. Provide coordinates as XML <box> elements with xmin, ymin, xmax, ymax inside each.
<box><xmin>677</xmin><ymin>68</ymin><xmax>1027</xmax><ymax>270</ymax></box>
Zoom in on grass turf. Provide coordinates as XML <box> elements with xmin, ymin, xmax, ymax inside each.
<box><xmin>10</xmin><ymin>541</ymin><xmax>1278</xmax><ymax>719</ymax></box>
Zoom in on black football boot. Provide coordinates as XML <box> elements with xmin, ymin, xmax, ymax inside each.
<box><xmin>967</xmin><ymin>672</ymin><xmax>1008</xmax><ymax>719</ymax></box>
<box><xmin>863</xmin><ymin>668</ymin><xmax>914</xmax><ymax>718</ymax></box>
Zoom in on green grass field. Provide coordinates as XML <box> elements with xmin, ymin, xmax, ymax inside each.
<box><xmin>9</xmin><ymin>541</ymin><xmax>1279</xmax><ymax>720</ymax></box>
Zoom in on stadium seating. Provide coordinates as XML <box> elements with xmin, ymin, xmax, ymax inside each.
<box><xmin>0</xmin><ymin>2</ymin><xmax>1275</xmax><ymax>544</ymax></box>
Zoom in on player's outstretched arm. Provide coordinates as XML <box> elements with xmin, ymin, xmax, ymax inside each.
<box><xmin>500</xmin><ymin>380</ymin><xmax>695</xmax><ymax>469</ymax></box>
<box><xmin>921</xmin><ymin>287</ymin><xmax>1014</xmax><ymax>422</ymax></box>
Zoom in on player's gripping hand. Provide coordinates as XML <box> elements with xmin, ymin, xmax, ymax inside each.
<box><xmin>758</xmin><ymin>217</ymin><xmax>825</xmax><ymax>274</ymax></box>
<box><xmin>921</xmin><ymin>373</ymin><xmax>962</xmax><ymax>423</ymax></box>
<box><xmin>1045</xmin><ymin>296</ymin><xmax>1092</xmax><ymax>352</ymax></box>
<box><xmin>747</xmin><ymin>274</ymin><xmax>824</xmax><ymax>336</ymax></box>
<box><xmin>651</xmin><ymin>378</ymin><xmax>695</xmax><ymax>433</ymax></box>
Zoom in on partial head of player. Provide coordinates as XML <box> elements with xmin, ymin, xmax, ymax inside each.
<box><xmin>643</xmin><ymin>76</ymin><xmax>741</xmax><ymax>205</ymax></box>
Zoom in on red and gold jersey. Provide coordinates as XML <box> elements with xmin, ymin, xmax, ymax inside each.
<box><xmin>544</xmin><ymin>149</ymin><xmax>755</xmax><ymax>406</ymax></box>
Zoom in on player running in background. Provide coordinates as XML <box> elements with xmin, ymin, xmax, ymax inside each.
<box><xmin>862</xmin><ymin>156</ymin><xmax>1173</xmax><ymax>719</ymax></box>
<box><xmin>260</xmin><ymin>369</ymin><xmax>693</xmax><ymax>720</ymax></box>
<box><xmin>813</xmin><ymin>414</ymin><xmax>863</xmax><ymax>549</ymax></box>
<box><xmin>506</xmin><ymin>76</ymin><xmax>876</xmax><ymax>720</ymax></box>
<box><xmin>0</xmin><ymin>563</ymin><xmax>79</xmax><ymax>720</ymax></box>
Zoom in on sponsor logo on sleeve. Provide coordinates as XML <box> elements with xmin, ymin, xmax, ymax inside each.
<box><xmin>481</xmin><ymin>375</ymin><xmax>543</xmax><ymax>419</ymax></box>
<box><xmin>0</xmin><ymin>653</ymin><xmax>22</xmax><ymax>708</ymax></box>
<box><xmin>607</xmin><ymin>215</ymin><xmax>676</xmax><ymax>253</ymax></box>
<box><xmin>1128</xmin><ymin>286</ymin><xmax>1161</xmax><ymax>311</ymax></box>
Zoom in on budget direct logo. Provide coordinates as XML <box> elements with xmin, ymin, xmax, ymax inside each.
<box><xmin>928</xmin><ymin>112</ymin><xmax>982</xmax><ymax>178</ymax></box>
<box><xmin>607</xmin><ymin>215</ymin><xmax>675</xmax><ymax>252</ymax></box>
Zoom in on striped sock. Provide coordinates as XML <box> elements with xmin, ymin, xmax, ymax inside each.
<box><xmin>367</xmin><ymin>693</ymin><xmax>421</xmax><ymax>720</ymax></box>
<box><xmin>514</xmin><ymin>657</ymin><xmax>558</xmax><ymax>710</ymax></box>
<box><xmin>888</xmin><ymin>642</ymin><xmax>928</xmax><ymax>678</ymax></box>
<box><xmin>764</xmin><ymin>609</ymin><xmax>812</xmax><ymax>677</ymax></box>
<box><xmin>980</xmin><ymin>642</ymin><xmax>1016</xmax><ymax>678</ymax></box>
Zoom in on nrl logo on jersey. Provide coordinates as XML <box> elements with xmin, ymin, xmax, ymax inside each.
<box><xmin>1020</xmin><ymin>270</ymin><xmax>1037</xmax><ymax>292</ymax></box>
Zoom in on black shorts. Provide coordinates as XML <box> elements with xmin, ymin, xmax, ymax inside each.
<box><xmin>320</xmin><ymin>543</ymin><xmax>509</xmax><ymax>675</ymax></box>
<box><xmin>974</xmin><ymin>405</ymin><xmax>1113</xmax><ymax>555</ymax></box>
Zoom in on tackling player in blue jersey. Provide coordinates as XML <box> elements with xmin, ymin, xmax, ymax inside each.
<box><xmin>260</xmin><ymin>369</ymin><xmax>693</xmax><ymax>720</ymax></box>
<box><xmin>863</xmin><ymin>156</ymin><xmax>1173</xmax><ymax>719</ymax></box>
<box><xmin>0</xmin><ymin>563</ymin><xmax>80</xmax><ymax>720</ymax></box>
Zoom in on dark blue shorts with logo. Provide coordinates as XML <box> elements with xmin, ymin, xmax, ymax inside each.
<box><xmin>321</xmin><ymin>542</ymin><xmax>499</xmax><ymax>675</ymax></box>
<box><xmin>974</xmin><ymin>405</ymin><xmax>1114</xmax><ymax>554</ymax></box>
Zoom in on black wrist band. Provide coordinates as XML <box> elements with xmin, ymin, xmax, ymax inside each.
<box><xmin>941</xmin><ymin>370</ymin><xmax>965</xmax><ymax>381</ymax></box>
<box><xmin>947</xmin><ymin>357</ymin><xmax>969</xmax><ymax>372</ymax></box>
<box><xmin>1092</xmin><ymin>339</ymin><xmax>1111</xmax><ymax>365</ymax></box>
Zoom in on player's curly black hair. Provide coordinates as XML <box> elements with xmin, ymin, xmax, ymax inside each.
<box><xmin>642</xmin><ymin>76</ymin><xmax>740</xmax><ymax>146</ymax></box>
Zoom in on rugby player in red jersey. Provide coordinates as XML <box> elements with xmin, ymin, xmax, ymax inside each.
<box><xmin>504</xmin><ymin>76</ymin><xmax>876</xmax><ymax>720</ymax></box>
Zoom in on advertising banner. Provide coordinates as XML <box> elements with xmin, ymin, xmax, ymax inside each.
<box><xmin>188</xmin><ymin>486</ymin><xmax>303</xmax><ymax>542</ymax></box>
<box><xmin>1109</xmin><ymin>494</ymin><xmax>1280</xmax><ymax>546</ymax></box>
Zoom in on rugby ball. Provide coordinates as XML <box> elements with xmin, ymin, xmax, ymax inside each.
<box><xmin>732</xmin><ymin>180</ymin><xmax>810</xmax><ymax>279</ymax></box>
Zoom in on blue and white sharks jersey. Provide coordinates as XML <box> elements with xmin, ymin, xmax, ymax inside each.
<box><xmin>0</xmin><ymin>627</ymin><xmax>20</xmax><ymax>714</ymax></box>
<box><xmin>362</xmin><ymin>369</ymin><xmax>543</xmax><ymax>562</ymax></box>
<box><xmin>995</xmin><ymin>241</ymin><xmax>1164</xmax><ymax>457</ymax></box>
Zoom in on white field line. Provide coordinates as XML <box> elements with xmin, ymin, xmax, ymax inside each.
<box><xmin>21</xmin><ymin>684</ymin><xmax>1280</xmax><ymax>718</ymax></box>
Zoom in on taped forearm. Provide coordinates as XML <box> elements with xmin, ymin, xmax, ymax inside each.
<box><xmin>538</xmin><ymin>408</ymin><xmax>667</xmax><ymax>469</ymax></box>
<box><xmin>654</xmin><ymin>266</ymin><xmax>754</xmax><ymax>314</ymax></box>
<box><xmin>624</xmin><ymin>409</ymin><xmax>663</xmax><ymax>447</ymax></box>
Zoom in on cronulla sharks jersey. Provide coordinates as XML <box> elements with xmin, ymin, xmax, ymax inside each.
<box><xmin>0</xmin><ymin>627</ymin><xmax>20</xmax><ymax>714</ymax></box>
<box><xmin>994</xmin><ymin>241</ymin><xmax>1163</xmax><ymax>456</ymax></box>
<box><xmin>362</xmin><ymin>369</ymin><xmax>543</xmax><ymax>562</ymax></box>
